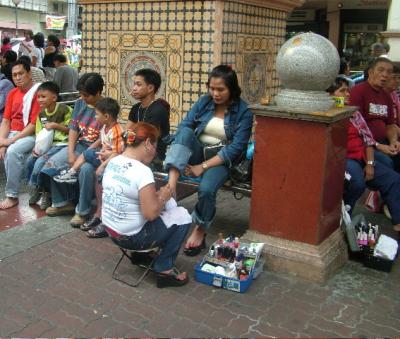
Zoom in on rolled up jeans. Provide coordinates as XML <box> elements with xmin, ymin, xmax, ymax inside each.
<box><xmin>4</xmin><ymin>132</ymin><xmax>35</xmax><ymax>198</ymax></box>
<box><xmin>41</xmin><ymin>142</ymin><xmax>95</xmax><ymax>216</ymax></box>
<box><xmin>164</xmin><ymin>127</ymin><xmax>229</xmax><ymax>230</ymax></box>
<box><xmin>109</xmin><ymin>217</ymin><xmax>190</xmax><ymax>273</ymax></box>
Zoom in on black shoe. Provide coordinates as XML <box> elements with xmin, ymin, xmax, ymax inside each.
<box><xmin>80</xmin><ymin>216</ymin><xmax>101</xmax><ymax>231</ymax></box>
<box><xmin>156</xmin><ymin>268</ymin><xmax>189</xmax><ymax>288</ymax></box>
<box><xmin>86</xmin><ymin>223</ymin><xmax>108</xmax><ymax>238</ymax></box>
<box><xmin>183</xmin><ymin>236</ymin><xmax>206</xmax><ymax>257</ymax></box>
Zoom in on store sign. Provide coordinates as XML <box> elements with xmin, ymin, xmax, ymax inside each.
<box><xmin>342</xmin><ymin>0</ymin><xmax>388</xmax><ymax>9</ymax></box>
<box><xmin>45</xmin><ymin>15</ymin><xmax>66</xmax><ymax>30</ymax></box>
<box><xmin>344</xmin><ymin>23</ymin><xmax>384</xmax><ymax>33</ymax></box>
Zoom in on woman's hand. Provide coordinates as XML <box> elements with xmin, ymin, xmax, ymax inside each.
<box><xmin>186</xmin><ymin>164</ymin><xmax>204</xmax><ymax>178</ymax></box>
<box><xmin>364</xmin><ymin>164</ymin><xmax>375</xmax><ymax>181</ymax></box>
<box><xmin>377</xmin><ymin>143</ymin><xmax>397</xmax><ymax>156</ymax></box>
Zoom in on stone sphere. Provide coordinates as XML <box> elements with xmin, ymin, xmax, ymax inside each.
<box><xmin>276</xmin><ymin>32</ymin><xmax>340</xmax><ymax>91</ymax></box>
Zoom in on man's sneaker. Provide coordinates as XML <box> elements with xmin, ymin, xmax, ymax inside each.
<box><xmin>39</xmin><ymin>192</ymin><xmax>52</xmax><ymax>210</ymax></box>
<box><xmin>46</xmin><ymin>203</ymin><xmax>75</xmax><ymax>217</ymax></box>
<box><xmin>54</xmin><ymin>169</ymin><xmax>78</xmax><ymax>184</ymax></box>
<box><xmin>70</xmin><ymin>213</ymin><xmax>91</xmax><ymax>228</ymax></box>
<box><xmin>29</xmin><ymin>188</ymin><xmax>42</xmax><ymax>205</ymax></box>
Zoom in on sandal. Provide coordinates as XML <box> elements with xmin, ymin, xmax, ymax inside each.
<box><xmin>80</xmin><ymin>216</ymin><xmax>101</xmax><ymax>231</ymax></box>
<box><xmin>86</xmin><ymin>223</ymin><xmax>108</xmax><ymax>238</ymax></box>
<box><xmin>156</xmin><ymin>268</ymin><xmax>189</xmax><ymax>288</ymax></box>
<box><xmin>183</xmin><ymin>236</ymin><xmax>206</xmax><ymax>257</ymax></box>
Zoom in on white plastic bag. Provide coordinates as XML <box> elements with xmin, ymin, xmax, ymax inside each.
<box><xmin>33</xmin><ymin>128</ymin><xmax>54</xmax><ymax>156</ymax></box>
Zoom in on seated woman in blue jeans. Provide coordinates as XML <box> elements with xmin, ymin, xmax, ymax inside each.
<box><xmin>164</xmin><ymin>65</ymin><xmax>253</xmax><ymax>256</ymax></box>
<box><xmin>102</xmin><ymin>122</ymin><xmax>191</xmax><ymax>288</ymax></box>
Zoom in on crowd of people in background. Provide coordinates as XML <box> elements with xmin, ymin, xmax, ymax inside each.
<box><xmin>0</xmin><ymin>30</ymin><xmax>399</xmax><ymax>287</ymax></box>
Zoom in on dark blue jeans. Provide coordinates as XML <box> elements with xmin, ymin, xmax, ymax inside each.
<box><xmin>164</xmin><ymin>127</ymin><xmax>230</xmax><ymax>230</ymax></box>
<box><xmin>109</xmin><ymin>217</ymin><xmax>190</xmax><ymax>272</ymax></box>
<box><xmin>41</xmin><ymin>142</ymin><xmax>95</xmax><ymax>216</ymax></box>
<box><xmin>26</xmin><ymin>145</ymin><xmax>66</xmax><ymax>187</ymax></box>
<box><xmin>345</xmin><ymin>158</ymin><xmax>400</xmax><ymax>224</ymax></box>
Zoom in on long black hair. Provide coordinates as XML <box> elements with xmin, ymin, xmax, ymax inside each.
<box><xmin>207</xmin><ymin>64</ymin><xmax>242</xmax><ymax>100</ymax></box>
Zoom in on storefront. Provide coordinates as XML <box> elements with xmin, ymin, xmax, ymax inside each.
<box><xmin>286</xmin><ymin>0</ymin><xmax>389</xmax><ymax>71</ymax></box>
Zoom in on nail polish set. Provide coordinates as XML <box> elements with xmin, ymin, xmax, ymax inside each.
<box><xmin>194</xmin><ymin>233</ymin><xmax>264</xmax><ymax>293</ymax></box>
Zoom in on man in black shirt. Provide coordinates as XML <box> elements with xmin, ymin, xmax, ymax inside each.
<box><xmin>126</xmin><ymin>68</ymin><xmax>170</xmax><ymax>170</ymax></box>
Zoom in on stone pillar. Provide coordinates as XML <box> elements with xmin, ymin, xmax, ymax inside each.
<box><xmin>244</xmin><ymin>106</ymin><xmax>354</xmax><ymax>283</ymax></box>
<box><xmin>381</xmin><ymin>0</ymin><xmax>400</xmax><ymax>61</ymax></box>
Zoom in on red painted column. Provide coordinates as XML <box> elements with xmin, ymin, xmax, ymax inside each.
<box><xmin>250</xmin><ymin>107</ymin><xmax>354</xmax><ymax>245</ymax></box>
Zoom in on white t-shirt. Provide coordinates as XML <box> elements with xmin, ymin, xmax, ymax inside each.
<box><xmin>102</xmin><ymin>155</ymin><xmax>155</xmax><ymax>236</ymax></box>
<box><xmin>18</xmin><ymin>40</ymin><xmax>34</xmax><ymax>57</ymax></box>
<box><xmin>30</xmin><ymin>47</ymin><xmax>44</xmax><ymax>68</ymax></box>
<box><xmin>198</xmin><ymin>117</ymin><xmax>227</xmax><ymax>145</ymax></box>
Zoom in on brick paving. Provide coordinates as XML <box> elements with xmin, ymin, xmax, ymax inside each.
<box><xmin>0</xmin><ymin>165</ymin><xmax>399</xmax><ymax>337</ymax></box>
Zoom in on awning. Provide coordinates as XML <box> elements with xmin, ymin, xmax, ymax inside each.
<box><xmin>0</xmin><ymin>21</ymin><xmax>35</xmax><ymax>30</ymax></box>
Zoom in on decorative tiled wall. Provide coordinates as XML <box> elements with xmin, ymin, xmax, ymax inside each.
<box><xmin>80</xmin><ymin>0</ymin><xmax>290</xmax><ymax>128</ymax></box>
<box><xmin>222</xmin><ymin>2</ymin><xmax>288</xmax><ymax>102</ymax></box>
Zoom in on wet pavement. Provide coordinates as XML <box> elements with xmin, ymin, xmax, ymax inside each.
<box><xmin>0</xmin><ymin>163</ymin><xmax>399</xmax><ymax>337</ymax></box>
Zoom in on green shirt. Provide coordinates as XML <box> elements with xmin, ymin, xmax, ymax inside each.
<box><xmin>35</xmin><ymin>103</ymin><xmax>72</xmax><ymax>145</ymax></box>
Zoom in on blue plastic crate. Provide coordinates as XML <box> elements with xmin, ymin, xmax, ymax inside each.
<box><xmin>194</xmin><ymin>262</ymin><xmax>254</xmax><ymax>293</ymax></box>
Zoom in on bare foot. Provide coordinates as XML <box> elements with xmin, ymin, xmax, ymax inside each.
<box><xmin>185</xmin><ymin>226</ymin><xmax>205</xmax><ymax>248</ymax></box>
<box><xmin>0</xmin><ymin>197</ymin><xmax>19</xmax><ymax>210</ymax></box>
<box><xmin>393</xmin><ymin>224</ymin><xmax>400</xmax><ymax>231</ymax></box>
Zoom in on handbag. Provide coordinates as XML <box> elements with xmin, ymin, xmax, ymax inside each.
<box><xmin>230</xmin><ymin>141</ymin><xmax>254</xmax><ymax>185</ymax></box>
<box><xmin>203</xmin><ymin>142</ymin><xmax>225</xmax><ymax>161</ymax></box>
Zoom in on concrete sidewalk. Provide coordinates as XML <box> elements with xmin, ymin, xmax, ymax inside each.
<box><xmin>0</xmin><ymin>181</ymin><xmax>399</xmax><ymax>337</ymax></box>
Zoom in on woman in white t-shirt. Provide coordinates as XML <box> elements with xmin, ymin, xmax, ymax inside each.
<box><xmin>102</xmin><ymin>122</ymin><xmax>191</xmax><ymax>288</ymax></box>
<box><xmin>29</xmin><ymin>33</ymin><xmax>45</xmax><ymax>68</ymax></box>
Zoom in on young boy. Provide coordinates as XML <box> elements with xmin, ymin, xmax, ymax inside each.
<box><xmin>26</xmin><ymin>81</ymin><xmax>72</xmax><ymax>209</ymax></box>
<box><xmin>54</xmin><ymin>97</ymin><xmax>124</xmax><ymax>184</ymax></box>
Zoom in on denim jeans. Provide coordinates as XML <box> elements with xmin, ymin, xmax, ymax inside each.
<box><xmin>345</xmin><ymin>158</ymin><xmax>400</xmax><ymax>224</ymax></box>
<box><xmin>109</xmin><ymin>217</ymin><xmax>190</xmax><ymax>273</ymax></box>
<box><xmin>41</xmin><ymin>142</ymin><xmax>95</xmax><ymax>216</ymax></box>
<box><xmin>4</xmin><ymin>132</ymin><xmax>35</xmax><ymax>198</ymax></box>
<box><xmin>164</xmin><ymin>127</ymin><xmax>230</xmax><ymax>230</ymax></box>
<box><xmin>26</xmin><ymin>145</ymin><xmax>66</xmax><ymax>187</ymax></box>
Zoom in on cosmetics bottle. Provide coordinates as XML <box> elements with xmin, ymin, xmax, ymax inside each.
<box><xmin>217</xmin><ymin>232</ymin><xmax>224</xmax><ymax>245</ymax></box>
<box><xmin>209</xmin><ymin>245</ymin><xmax>215</xmax><ymax>257</ymax></box>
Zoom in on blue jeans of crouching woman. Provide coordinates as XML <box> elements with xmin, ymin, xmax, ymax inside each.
<box><xmin>109</xmin><ymin>217</ymin><xmax>190</xmax><ymax>273</ymax></box>
<box><xmin>164</xmin><ymin>127</ymin><xmax>230</xmax><ymax>231</ymax></box>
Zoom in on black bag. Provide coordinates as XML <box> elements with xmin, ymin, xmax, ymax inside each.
<box><xmin>230</xmin><ymin>156</ymin><xmax>253</xmax><ymax>184</ymax></box>
<box><xmin>203</xmin><ymin>143</ymin><xmax>225</xmax><ymax>161</ymax></box>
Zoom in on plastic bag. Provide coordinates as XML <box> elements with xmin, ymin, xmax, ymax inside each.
<box><xmin>33</xmin><ymin>128</ymin><xmax>54</xmax><ymax>156</ymax></box>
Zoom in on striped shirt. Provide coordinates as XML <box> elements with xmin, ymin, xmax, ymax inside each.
<box><xmin>100</xmin><ymin>122</ymin><xmax>124</xmax><ymax>154</ymax></box>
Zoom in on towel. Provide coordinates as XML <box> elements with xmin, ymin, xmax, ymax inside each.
<box><xmin>160</xmin><ymin>198</ymin><xmax>192</xmax><ymax>228</ymax></box>
<box><xmin>374</xmin><ymin>234</ymin><xmax>398</xmax><ymax>260</ymax></box>
<box><xmin>22</xmin><ymin>82</ymin><xmax>41</xmax><ymax>127</ymax></box>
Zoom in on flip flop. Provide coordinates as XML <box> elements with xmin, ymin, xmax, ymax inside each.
<box><xmin>183</xmin><ymin>236</ymin><xmax>206</xmax><ymax>257</ymax></box>
<box><xmin>86</xmin><ymin>224</ymin><xmax>108</xmax><ymax>238</ymax></box>
<box><xmin>80</xmin><ymin>216</ymin><xmax>101</xmax><ymax>231</ymax></box>
<box><xmin>156</xmin><ymin>268</ymin><xmax>189</xmax><ymax>288</ymax></box>
<box><xmin>0</xmin><ymin>198</ymin><xmax>19</xmax><ymax>210</ymax></box>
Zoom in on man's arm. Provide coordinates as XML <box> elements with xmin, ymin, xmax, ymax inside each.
<box><xmin>0</xmin><ymin>118</ymin><xmax>11</xmax><ymax>147</ymax></box>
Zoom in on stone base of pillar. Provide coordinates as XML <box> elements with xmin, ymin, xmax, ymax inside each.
<box><xmin>243</xmin><ymin>228</ymin><xmax>348</xmax><ymax>283</ymax></box>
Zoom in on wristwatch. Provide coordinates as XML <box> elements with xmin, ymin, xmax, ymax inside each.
<box><xmin>366</xmin><ymin>160</ymin><xmax>375</xmax><ymax>166</ymax></box>
<box><xmin>201</xmin><ymin>162</ymin><xmax>208</xmax><ymax>170</ymax></box>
